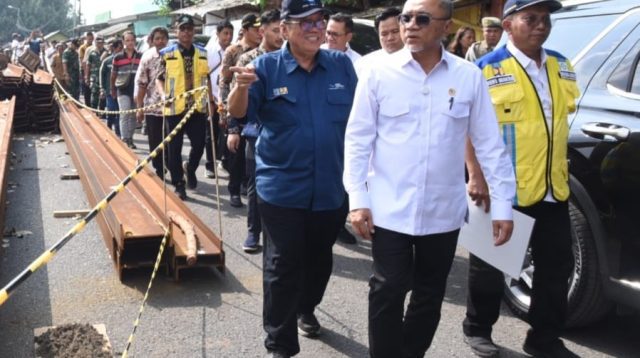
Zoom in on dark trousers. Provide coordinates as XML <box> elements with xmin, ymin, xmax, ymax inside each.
<box><xmin>105</xmin><ymin>94</ymin><xmax>120</xmax><ymax>137</ymax></box>
<box><xmin>463</xmin><ymin>201</ymin><xmax>573</xmax><ymax>345</ymax></box>
<box><xmin>227</xmin><ymin>135</ymin><xmax>246</xmax><ymax>196</ymax></box>
<box><xmin>260</xmin><ymin>197</ymin><xmax>346</xmax><ymax>356</ymax></box>
<box><xmin>165</xmin><ymin>112</ymin><xmax>207</xmax><ymax>187</ymax></box>
<box><xmin>146</xmin><ymin>114</ymin><xmax>166</xmax><ymax>177</ymax></box>
<box><xmin>246</xmin><ymin>137</ymin><xmax>261</xmax><ymax>238</ymax></box>
<box><xmin>369</xmin><ymin>227</ymin><xmax>459</xmax><ymax>358</ymax></box>
<box><xmin>82</xmin><ymin>81</ymin><xmax>91</xmax><ymax>106</ymax></box>
<box><xmin>204</xmin><ymin>111</ymin><xmax>222</xmax><ymax>170</ymax></box>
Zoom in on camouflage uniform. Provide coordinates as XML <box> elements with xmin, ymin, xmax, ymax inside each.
<box><xmin>218</xmin><ymin>42</ymin><xmax>255</xmax><ymax>123</ymax></box>
<box><xmin>465</xmin><ymin>41</ymin><xmax>495</xmax><ymax>63</ymax></box>
<box><xmin>87</xmin><ymin>47</ymin><xmax>106</xmax><ymax>108</ymax></box>
<box><xmin>61</xmin><ymin>48</ymin><xmax>80</xmax><ymax>100</ymax></box>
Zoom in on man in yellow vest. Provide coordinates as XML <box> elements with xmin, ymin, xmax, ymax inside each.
<box><xmin>156</xmin><ymin>14</ymin><xmax>213</xmax><ymax>200</ymax></box>
<box><xmin>463</xmin><ymin>1</ymin><xmax>580</xmax><ymax>357</ymax></box>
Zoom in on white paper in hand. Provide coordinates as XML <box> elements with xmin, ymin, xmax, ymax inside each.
<box><xmin>458</xmin><ymin>196</ymin><xmax>535</xmax><ymax>278</ymax></box>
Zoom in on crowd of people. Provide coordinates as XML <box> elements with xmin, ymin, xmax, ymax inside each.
<box><xmin>9</xmin><ymin>0</ymin><xmax>581</xmax><ymax>356</ymax></box>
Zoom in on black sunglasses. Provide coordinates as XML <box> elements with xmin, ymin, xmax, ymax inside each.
<box><xmin>398</xmin><ymin>12</ymin><xmax>450</xmax><ymax>27</ymax></box>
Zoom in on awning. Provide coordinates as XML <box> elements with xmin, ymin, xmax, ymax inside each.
<box><xmin>172</xmin><ymin>0</ymin><xmax>257</xmax><ymax>17</ymax></box>
<box><xmin>96</xmin><ymin>22</ymin><xmax>132</xmax><ymax>37</ymax></box>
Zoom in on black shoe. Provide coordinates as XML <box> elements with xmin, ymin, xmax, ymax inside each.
<box><xmin>297</xmin><ymin>313</ymin><xmax>321</xmax><ymax>338</ymax></box>
<box><xmin>523</xmin><ymin>338</ymin><xmax>579</xmax><ymax>358</ymax></box>
<box><xmin>183</xmin><ymin>161</ymin><xmax>197</xmax><ymax>189</ymax></box>
<box><xmin>337</xmin><ymin>227</ymin><xmax>357</xmax><ymax>244</ymax></box>
<box><xmin>175</xmin><ymin>185</ymin><xmax>187</xmax><ymax>200</ymax></box>
<box><xmin>464</xmin><ymin>335</ymin><xmax>500</xmax><ymax>357</ymax></box>
<box><xmin>229</xmin><ymin>195</ymin><xmax>243</xmax><ymax>208</ymax></box>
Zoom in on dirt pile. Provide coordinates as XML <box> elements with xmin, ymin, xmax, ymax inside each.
<box><xmin>34</xmin><ymin>323</ymin><xmax>112</xmax><ymax>358</ymax></box>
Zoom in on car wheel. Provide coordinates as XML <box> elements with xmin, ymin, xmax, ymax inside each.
<box><xmin>503</xmin><ymin>197</ymin><xmax>612</xmax><ymax>327</ymax></box>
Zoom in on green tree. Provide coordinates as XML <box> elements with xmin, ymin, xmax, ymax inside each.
<box><xmin>0</xmin><ymin>0</ymin><xmax>74</xmax><ymax>42</ymax></box>
<box><xmin>152</xmin><ymin>0</ymin><xmax>205</xmax><ymax>14</ymax></box>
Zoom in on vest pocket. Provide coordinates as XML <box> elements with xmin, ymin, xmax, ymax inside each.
<box><xmin>515</xmin><ymin>164</ymin><xmax>532</xmax><ymax>189</ymax></box>
<box><xmin>489</xmin><ymin>84</ymin><xmax>525</xmax><ymax>123</ymax></box>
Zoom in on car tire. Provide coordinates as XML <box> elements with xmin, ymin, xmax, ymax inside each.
<box><xmin>503</xmin><ymin>197</ymin><xmax>612</xmax><ymax>327</ymax></box>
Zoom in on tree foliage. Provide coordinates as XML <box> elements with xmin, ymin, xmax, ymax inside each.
<box><xmin>0</xmin><ymin>0</ymin><xmax>74</xmax><ymax>43</ymax></box>
<box><xmin>152</xmin><ymin>0</ymin><xmax>205</xmax><ymax>15</ymax></box>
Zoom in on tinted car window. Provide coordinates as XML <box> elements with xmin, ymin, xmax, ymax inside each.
<box><xmin>350</xmin><ymin>22</ymin><xmax>381</xmax><ymax>55</ymax></box>
<box><xmin>545</xmin><ymin>15</ymin><xmax>617</xmax><ymax>60</ymax></box>
<box><xmin>609</xmin><ymin>40</ymin><xmax>640</xmax><ymax>93</ymax></box>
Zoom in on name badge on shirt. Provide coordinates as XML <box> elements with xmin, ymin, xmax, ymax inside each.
<box><xmin>558</xmin><ymin>61</ymin><xmax>577</xmax><ymax>81</ymax></box>
<box><xmin>272</xmin><ymin>87</ymin><xmax>288</xmax><ymax>96</ymax></box>
<box><xmin>328</xmin><ymin>82</ymin><xmax>345</xmax><ymax>90</ymax></box>
<box><xmin>487</xmin><ymin>74</ymin><xmax>516</xmax><ymax>88</ymax></box>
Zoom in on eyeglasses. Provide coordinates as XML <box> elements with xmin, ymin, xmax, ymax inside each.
<box><xmin>517</xmin><ymin>14</ymin><xmax>552</xmax><ymax>28</ymax></box>
<box><xmin>286</xmin><ymin>19</ymin><xmax>327</xmax><ymax>32</ymax></box>
<box><xmin>326</xmin><ymin>30</ymin><xmax>347</xmax><ymax>38</ymax></box>
<box><xmin>398</xmin><ymin>12</ymin><xmax>450</xmax><ymax>27</ymax></box>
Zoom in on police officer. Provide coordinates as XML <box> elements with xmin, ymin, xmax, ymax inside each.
<box><xmin>463</xmin><ymin>1</ymin><xmax>580</xmax><ymax>357</ymax></box>
<box><xmin>156</xmin><ymin>15</ymin><xmax>213</xmax><ymax>200</ymax></box>
<box><xmin>465</xmin><ymin>17</ymin><xmax>503</xmax><ymax>62</ymax></box>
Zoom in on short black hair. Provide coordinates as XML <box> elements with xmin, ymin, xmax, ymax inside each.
<box><xmin>111</xmin><ymin>39</ymin><xmax>123</xmax><ymax>49</ymax></box>
<box><xmin>374</xmin><ymin>7</ymin><xmax>401</xmax><ymax>32</ymax></box>
<box><xmin>261</xmin><ymin>9</ymin><xmax>281</xmax><ymax>25</ymax></box>
<box><xmin>217</xmin><ymin>20</ymin><xmax>233</xmax><ymax>33</ymax></box>
<box><xmin>147</xmin><ymin>26</ymin><xmax>169</xmax><ymax>44</ymax></box>
<box><xmin>329</xmin><ymin>12</ymin><xmax>354</xmax><ymax>33</ymax></box>
<box><xmin>85</xmin><ymin>31</ymin><xmax>94</xmax><ymax>37</ymax></box>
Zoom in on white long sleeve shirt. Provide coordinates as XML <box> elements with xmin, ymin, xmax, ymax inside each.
<box><xmin>344</xmin><ymin>47</ymin><xmax>516</xmax><ymax>236</ymax></box>
<box><xmin>205</xmin><ymin>39</ymin><xmax>225</xmax><ymax>103</ymax></box>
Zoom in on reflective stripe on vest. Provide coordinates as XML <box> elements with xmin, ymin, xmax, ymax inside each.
<box><xmin>481</xmin><ymin>52</ymin><xmax>579</xmax><ymax>207</ymax></box>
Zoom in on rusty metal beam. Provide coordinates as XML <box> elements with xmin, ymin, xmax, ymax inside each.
<box><xmin>0</xmin><ymin>97</ymin><xmax>15</xmax><ymax>247</ymax></box>
<box><xmin>58</xmin><ymin>100</ymin><xmax>224</xmax><ymax>280</ymax></box>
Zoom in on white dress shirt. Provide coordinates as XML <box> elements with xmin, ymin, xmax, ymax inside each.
<box><xmin>354</xmin><ymin>49</ymin><xmax>388</xmax><ymax>77</ymax></box>
<box><xmin>206</xmin><ymin>38</ymin><xmax>225</xmax><ymax>103</ymax></box>
<box><xmin>506</xmin><ymin>41</ymin><xmax>556</xmax><ymax>202</ymax></box>
<box><xmin>320</xmin><ymin>43</ymin><xmax>362</xmax><ymax>65</ymax></box>
<box><xmin>344</xmin><ymin>47</ymin><xmax>516</xmax><ymax>236</ymax></box>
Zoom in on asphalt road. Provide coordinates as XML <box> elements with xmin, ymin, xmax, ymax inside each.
<box><xmin>0</xmin><ymin>133</ymin><xmax>638</xmax><ymax>357</ymax></box>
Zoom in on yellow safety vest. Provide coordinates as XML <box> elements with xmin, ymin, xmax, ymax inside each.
<box><xmin>478</xmin><ymin>46</ymin><xmax>580</xmax><ymax>207</ymax></box>
<box><xmin>160</xmin><ymin>44</ymin><xmax>209</xmax><ymax>116</ymax></box>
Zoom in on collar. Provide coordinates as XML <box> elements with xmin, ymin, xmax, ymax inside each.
<box><xmin>507</xmin><ymin>41</ymin><xmax>547</xmax><ymax>69</ymax></box>
<box><xmin>392</xmin><ymin>46</ymin><xmax>451</xmax><ymax>69</ymax></box>
<box><xmin>282</xmin><ymin>44</ymin><xmax>327</xmax><ymax>74</ymax></box>
<box><xmin>178</xmin><ymin>43</ymin><xmax>195</xmax><ymax>52</ymax></box>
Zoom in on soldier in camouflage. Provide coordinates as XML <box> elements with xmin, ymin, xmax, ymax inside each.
<box><xmin>465</xmin><ymin>17</ymin><xmax>503</xmax><ymax>62</ymax></box>
<box><xmin>87</xmin><ymin>35</ymin><xmax>107</xmax><ymax>108</ymax></box>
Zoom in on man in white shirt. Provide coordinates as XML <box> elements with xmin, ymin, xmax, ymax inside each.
<box><xmin>204</xmin><ymin>20</ymin><xmax>234</xmax><ymax>178</ymax></box>
<box><xmin>343</xmin><ymin>0</ymin><xmax>515</xmax><ymax>356</ymax></box>
<box><xmin>321</xmin><ymin>13</ymin><xmax>362</xmax><ymax>64</ymax></box>
<box><xmin>355</xmin><ymin>7</ymin><xmax>403</xmax><ymax>75</ymax></box>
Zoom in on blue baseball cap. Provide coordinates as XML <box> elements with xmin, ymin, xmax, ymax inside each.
<box><xmin>281</xmin><ymin>0</ymin><xmax>329</xmax><ymax>19</ymax></box>
<box><xmin>503</xmin><ymin>0</ymin><xmax>563</xmax><ymax>18</ymax></box>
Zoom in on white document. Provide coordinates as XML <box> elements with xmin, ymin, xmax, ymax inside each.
<box><xmin>458</xmin><ymin>197</ymin><xmax>535</xmax><ymax>278</ymax></box>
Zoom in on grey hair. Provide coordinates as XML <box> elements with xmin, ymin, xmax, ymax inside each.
<box><xmin>438</xmin><ymin>0</ymin><xmax>454</xmax><ymax>19</ymax></box>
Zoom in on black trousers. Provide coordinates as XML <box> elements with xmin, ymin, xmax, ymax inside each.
<box><xmin>227</xmin><ymin>135</ymin><xmax>246</xmax><ymax>196</ymax></box>
<box><xmin>204</xmin><ymin>111</ymin><xmax>222</xmax><ymax>170</ymax></box>
<box><xmin>463</xmin><ymin>201</ymin><xmax>573</xmax><ymax>345</ymax></box>
<box><xmin>165</xmin><ymin>112</ymin><xmax>207</xmax><ymax>187</ymax></box>
<box><xmin>369</xmin><ymin>226</ymin><xmax>459</xmax><ymax>358</ymax></box>
<box><xmin>260</xmin><ymin>197</ymin><xmax>346</xmax><ymax>356</ymax></box>
<box><xmin>245</xmin><ymin>137</ymin><xmax>261</xmax><ymax>238</ymax></box>
<box><xmin>146</xmin><ymin>114</ymin><xmax>166</xmax><ymax>177</ymax></box>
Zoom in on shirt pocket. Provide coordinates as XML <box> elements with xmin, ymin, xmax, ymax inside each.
<box><xmin>263</xmin><ymin>93</ymin><xmax>298</xmax><ymax>128</ymax></box>
<box><xmin>442</xmin><ymin>101</ymin><xmax>471</xmax><ymax>120</ymax></box>
<box><xmin>488</xmin><ymin>83</ymin><xmax>525</xmax><ymax>124</ymax></box>
<box><xmin>377</xmin><ymin>101</ymin><xmax>413</xmax><ymax>143</ymax></box>
<box><xmin>327</xmin><ymin>91</ymin><xmax>352</xmax><ymax>123</ymax></box>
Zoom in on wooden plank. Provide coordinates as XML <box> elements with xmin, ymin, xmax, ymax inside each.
<box><xmin>53</xmin><ymin>210</ymin><xmax>90</xmax><ymax>218</ymax></box>
<box><xmin>59</xmin><ymin>173</ymin><xmax>80</xmax><ymax>180</ymax></box>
